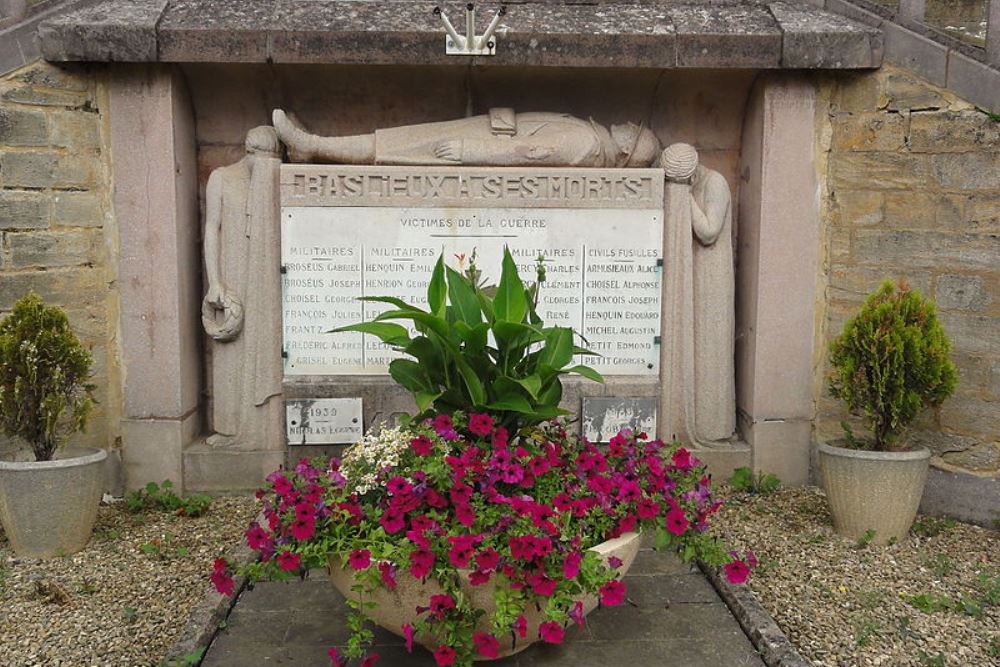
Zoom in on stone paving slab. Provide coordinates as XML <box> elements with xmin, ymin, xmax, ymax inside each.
<box><xmin>202</xmin><ymin>548</ymin><xmax>765</xmax><ymax>667</ymax></box>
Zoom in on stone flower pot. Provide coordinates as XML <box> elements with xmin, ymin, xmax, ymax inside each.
<box><xmin>328</xmin><ymin>531</ymin><xmax>642</xmax><ymax>659</ymax></box>
<box><xmin>818</xmin><ymin>442</ymin><xmax>930</xmax><ymax>546</ymax></box>
<box><xmin>0</xmin><ymin>447</ymin><xmax>107</xmax><ymax>558</ymax></box>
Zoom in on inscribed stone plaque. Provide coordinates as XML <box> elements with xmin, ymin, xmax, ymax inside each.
<box><xmin>582</xmin><ymin>397</ymin><xmax>657</xmax><ymax>444</ymax></box>
<box><xmin>280</xmin><ymin>166</ymin><xmax>664</xmax><ymax>376</ymax></box>
<box><xmin>286</xmin><ymin>398</ymin><xmax>363</xmax><ymax>445</ymax></box>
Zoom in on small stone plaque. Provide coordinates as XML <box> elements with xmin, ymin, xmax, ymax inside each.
<box><xmin>581</xmin><ymin>397</ymin><xmax>656</xmax><ymax>443</ymax></box>
<box><xmin>286</xmin><ymin>398</ymin><xmax>363</xmax><ymax>445</ymax></box>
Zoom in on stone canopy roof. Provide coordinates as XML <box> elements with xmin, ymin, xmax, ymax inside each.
<box><xmin>38</xmin><ymin>0</ymin><xmax>882</xmax><ymax>69</ymax></box>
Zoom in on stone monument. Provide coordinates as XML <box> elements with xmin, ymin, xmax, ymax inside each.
<box><xmin>660</xmin><ymin>143</ymin><xmax>736</xmax><ymax>444</ymax></box>
<box><xmin>272</xmin><ymin>108</ymin><xmax>661</xmax><ymax>168</ymax></box>
<box><xmin>201</xmin><ymin>126</ymin><xmax>284</xmax><ymax>451</ymax></box>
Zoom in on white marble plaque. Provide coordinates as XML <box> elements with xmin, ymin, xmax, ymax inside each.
<box><xmin>286</xmin><ymin>398</ymin><xmax>363</xmax><ymax>445</ymax></box>
<box><xmin>281</xmin><ymin>166</ymin><xmax>664</xmax><ymax>377</ymax></box>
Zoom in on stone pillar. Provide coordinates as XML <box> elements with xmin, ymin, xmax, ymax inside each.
<box><xmin>735</xmin><ymin>75</ymin><xmax>819</xmax><ymax>486</ymax></box>
<box><xmin>108</xmin><ymin>65</ymin><xmax>201</xmax><ymax>491</ymax></box>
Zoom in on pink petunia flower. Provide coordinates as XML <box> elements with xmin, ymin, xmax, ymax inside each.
<box><xmin>429</xmin><ymin>593</ymin><xmax>455</xmax><ymax>617</ymax></box>
<box><xmin>672</xmin><ymin>447</ymin><xmax>693</xmax><ymax>470</ymax></box>
<box><xmin>411</xmin><ymin>435</ymin><xmax>434</xmax><ymax>456</ymax></box>
<box><xmin>491</xmin><ymin>426</ymin><xmax>509</xmax><ymax>449</ymax></box>
<box><xmin>402</xmin><ymin>623</ymin><xmax>415</xmax><ymax>653</ymax></box>
<box><xmin>271</xmin><ymin>474</ymin><xmax>294</xmax><ymax>496</ymax></box>
<box><xmin>665</xmin><ymin>509</ymin><xmax>689</xmax><ymax>536</ymax></box>
<box><xmin>724</xmin><ymin>559</ymin><xmax>751</xmax><ymax>584</ymax></box>
<box><xmin>387</xmin><ymin>476</ymin><xmax>413</xmax><ymax>496</ymax></box>
<box><xmin>327</xmin><ymin>647</ymin><xmax>347</xmax><ymax>667</ymax></box>
<box><xmin>473</xmin><ymin>632</ymin><xmax>501</xmax><ymax>659</ymax></box>
<box><xmin>468</xmin><ymin>413</ymin><xmax>494</xmax><ymax>436</ymax></box>
<box><xmin>210</xmin><ymin>558</ymin><xmax>234</xmax><ymax>596</ymax></box>
<box><xmin>599</xmin><ymin>579</ymin><xmax>626</xmax><ymax>606</ymax></box>
<box><xmin>277</xmin><ymin>550</ymin><xmax>301</xmax><ymax>572</ymax></box>
<box><xmin>475</xmin><ymin>548</ymin><xmax>501</xmax><ymax>571</ymax></box>
<box><xmin>450</xmin><ymin>484</ymin><xmax>474</xmax><ymax>505</ymax></box>
<box><xmin>455</xmin><ymin>503</ymin><xmax>476</xmax><ymax>527</ymax></box>
<box><xmin>348</xmin><ymin>549</ymin><xmax>371</xmax><ymax>571</ymax></box>
<box><xmin>378</xmin><ymin>561</ymin><xmax>397</xmax><ymax>589</ymax></box>
<box><xmin>569</xmin><ymin>600</ymin><xmax>586</xmax><ymax>626</ymax></box>
<box><xmin>469</xmin><ymin>569</ymin><xmax>491</xmax><ymax>586</ymax></box>
<box><xmin>637</xmin><ymin>498</ymin><xmax>661</xmax><ymax>519</ymax></box>
<box><xmin>512</xmin><ymin>615</ymin><xmax>527</xmax><ymax>638</ymax></box>
<box><xmin>527</xmin><ymin>572</ymin><xmax>557</xmax><ymax>597</ymax></box>
<box><xmin>409</xmin><ymin>549</ymin><xmax>435</xmax><ymax>579</ymax></box>
<box><xmin>360</xmin><ymin>653</ymin><xmax>379</xmax><ymax>667</ymax></box>
<box><xmin>538</xmin><ymin>621</ymin><xmax>565</xmax><ymax>644</ymax></box>
<box><xmin>245</xmin><ymin>523</ymin><xmax>270</xmax><ymax>551</ymax></box>
<box><xmin>562</xmin><ymin>551</ymin><xmax>582</xmax><ymax>579</ymax></box>
<box><xmin>380</xmin><ymin>509</ymin><xmax>406</xmax><ymax>534</ymax></box>
<box><xmin>433</xmin><ymin>645</ymin><xmax>457</xmax><ymax>667</ymax></box>
<box><xmin>291</xmin><ymin>516</ymin><xmax>316</xmax><ymax>541</ymax></box>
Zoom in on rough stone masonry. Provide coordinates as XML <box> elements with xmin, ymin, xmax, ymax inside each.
<box><xmin>815</xmin><ymin>64</ymin><xmax>1000</xmax><ymax>480</ymax></box>
<box><xmin>0</xmin><ymin>61</ymin><xmax>120</xmax><ymax>481</ymax></box>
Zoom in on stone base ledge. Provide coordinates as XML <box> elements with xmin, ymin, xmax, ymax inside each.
<box><xmin>38</xmin><ymin>0</ymin><xmax>881</xmax><ymax>70</ymax></box>
<box><xmin>919</xmin><ymin>464</ymin><xmax>1000</xmax><ymax>528</ymax></box>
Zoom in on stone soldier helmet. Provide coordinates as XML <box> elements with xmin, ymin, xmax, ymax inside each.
<box><xmin>611</xmin><ymin>122</ymin><xmax>662</xmax><ymax>167</ymax></box>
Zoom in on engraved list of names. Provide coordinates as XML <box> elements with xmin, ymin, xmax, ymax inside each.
<box><xmin>280</xmin><ymin>165</ymin><xmax>665</xmax><ymax>377</ymax></box>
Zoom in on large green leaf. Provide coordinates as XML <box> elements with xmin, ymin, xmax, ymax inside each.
<box><xmin>486</xmin><ymin>394</ymin><xmax>535</xmax><ymax>413</ymax></box>
<box><xmin>538</xmin><ymin>378</ymin><xmax>563</xmax><ymax>406</ymax></box>
<box><xmin>374</xmin><ymin>309</ymin><xmax>451</xmax><ymax>340</ymax></box>
<box><xmin>455</xmin><ymin>322</ymin><xmax>489</xmax><ymax>353</ymax></box>
<box><xmin>388</xmin><ymin>359</ymin><xmax>434</xmax><ymax>393</ymax></box>
<box><xmin>537</xmin><ymin>327</ymin><xmax>574</xmax><ymax>369</ymax></box>
<box><xmin>358</xmin><ymin>296</ymin><xmax>421</xmax><ymax>312</ymax></box>
<box><xmin>562</xmin><ymin>364</ymin><xmax>605</xmax><ymax>383</ymax></box>
<box><xmin>511</xmin><ymin>373</ymin><xmax>542</xmax><ymax>399</ymax></box>
<box><xmin>326</xmin><ymin>321</ymin><xmax>410</xmax><ymax>346</ymax></box>
<box><xmin>427</xmin><ymin>255</ymin><xmax>447</xmax><ymax>318</ymax></box>
<box><xmin>523</xmin><ymin>406</ymin><xmax>570</xmax><ymax>421</ymax></box>
<box><xmin>476</xmin><ymin>291</ymin><xmax>495</xmax><ymax>323</ymax></box>
<box><xmin>404</xmin><ymin>336</ymin><xmax>444</xmax><ymax>376</ymax></box>
<box><xmin>445</xmin><ymin>266</ymin><xmax>482</xmax><ymax>326</ymax></box>
<box><xmin>493</xmin><ymin>247</ymin><xmax>528</xmax><ymax>323</ymax></box>
<box><xmin>454</xmin><ymin>356</ymin><xmax>486</xmax><ymax>407</ymax></box>
<box><xmin>414</xmin><ymin>391</ymin><xmax>442</xmax><ymax>412</ymax></box>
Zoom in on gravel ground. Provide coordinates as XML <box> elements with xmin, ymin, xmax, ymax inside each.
<box><xmin>713</xmin><ymin>486</ymin><xmax>1000</xmax><ymax>667</ymax></box>
<box><xmin>0</xmin><ymin>496</ymin><xmax>258</xmax><ymax>667</ymax></box>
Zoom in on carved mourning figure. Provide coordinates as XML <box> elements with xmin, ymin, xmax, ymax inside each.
<box><xmin>202</xmin><ymin>126</ymin><xmax>284</xmax><ymax>450</ymax></box>
<box><xmin>273</xmin><ymin>108</ymin><xmax>661</xmax><ymax>168</ymax></box>
<box><xmin>662</xmin><ymin>143</ymin><xmax>736</xmax><ymax>443</ymax></box>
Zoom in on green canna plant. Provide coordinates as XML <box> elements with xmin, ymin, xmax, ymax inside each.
<box><xmin>331</xmin><ymin>248</ymin><xmax>603</xmax><ymax>431</ymax></box>
<box><xmin>0</xmin><ymin>293</ymin><xmax>95</xmax><ymax>461</ymax></box>
<box><xmin>828</xmin><ymin>280</ymin><xmax>957</xmax><ymax>451</ymax></box>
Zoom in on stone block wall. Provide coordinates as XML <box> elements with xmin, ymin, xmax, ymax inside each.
<box><xmin>815</xmin><ymin>64</ymin><xmax>1000</xmax><ymax>479</ymax></box>
<box><xmin>0</xmin><ymin>60</ymin><xmax>118</xmax><ymax>459</ymax></box>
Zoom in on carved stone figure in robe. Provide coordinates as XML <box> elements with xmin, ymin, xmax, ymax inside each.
<box><xmin>272</xmin><ymin>108</ymin><xmax>661</xmax><ymax>168</ymax></box>
<box><xmin>202</xmin><ymin>126</ymin><xmax>284</xmax><ymax>450</ymax></box>
<box><xmin>662</xmin><ymin>143</ymin><xmax>736</xmax><ymax>443</ymax></box>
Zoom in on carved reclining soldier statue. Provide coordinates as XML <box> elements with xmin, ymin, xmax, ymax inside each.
<box><xmin>272</xmin><ymin>108</ymin><xmax>661</xmax><ymax>168</ymax></box>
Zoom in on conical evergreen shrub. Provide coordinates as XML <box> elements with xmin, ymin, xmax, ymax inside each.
<box><xmin>828</xmin><ymin>280</ymin><xmax>957</xmax><ymax>451</ymax></box>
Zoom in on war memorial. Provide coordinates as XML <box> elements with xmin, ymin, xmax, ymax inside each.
<box><xmin>0</xmin><ymin>1</ymin><xmax>998</xmax><ymax>665</ymax></box>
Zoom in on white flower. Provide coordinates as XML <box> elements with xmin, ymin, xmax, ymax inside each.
<box><xmin>341</xmin><ymin>425</ymin><xmax>414</xmax><ymax>495</ymax></box>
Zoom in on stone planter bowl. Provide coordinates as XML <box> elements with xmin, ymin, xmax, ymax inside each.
<box><xmin>328</xmin><ymin>531</ymin><xmax>641</xmax><ymax>659</ymax></box>
<box><xmin>0</xmin><ymin>447</ymin><xmax>107</xmax><ymax>558</ymax></box>
<box><xmin>818</xmin><ymin>442</ymin><xmax>930</xmax><ymax>546</ymax></box>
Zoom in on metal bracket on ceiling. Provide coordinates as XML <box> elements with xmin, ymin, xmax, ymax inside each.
<box><xmin>434</xmin><ymin>3</ymin><xmax>505</xmax><ymax>56</ymax></box>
